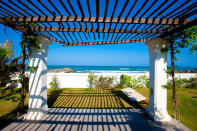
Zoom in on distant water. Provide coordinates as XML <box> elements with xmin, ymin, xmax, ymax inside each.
<box><xmin>48</xmin><ymin>65</ymin><xmax>197</xmax><ymax>73</ymax></box>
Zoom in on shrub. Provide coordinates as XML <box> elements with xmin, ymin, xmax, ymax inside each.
<box><xmin>88</xmin><ymin>73</ymin><xmax>117</xmax><ymax>89</ymax></box>
<box><xmin>120</xmin><ymin>74</ymin><xmax>131</xmax><ymax>88</ymax></box>
<box><xmin>94</xmin><ymin>75</ymin><xmax>117</xmax><ymax>89</ymax></box>
<box><xmin>88</xmin><ymin>73</ymin><xmax>97</xmax><ymax>88</ymax></box>
<box><xmin>162</xmin><ymin>78</ymin><xmax>189</xmax><ymax>89</ymax></box>
<box><xmin>49</xmin><ymin>75</ymin><xmax>59</xmax><ymax>89</ymax></box>
<box><xmin>137</xmin><ymin>75</ymin><xmax>149</xmax><ymax>88</ymax></box>
<box><xmin>185</xmin><ymin>77</ymin><xmax>197</xmax><ymax>88</ymax></box>
<box><xmin>120</xmin><ymin>74</ymin><xmax>149</xmax><ymax>88</ymax></box>
<box><xmin>130</xmin><ymin>76</ymin><xmax>139</xmax><ymax>88</ymax></box>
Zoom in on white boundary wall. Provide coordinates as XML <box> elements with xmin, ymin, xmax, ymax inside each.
<box><xmin>47</xmin><ymin>72</ymin><xmax>197</xmax><ymax>88</ymax></box>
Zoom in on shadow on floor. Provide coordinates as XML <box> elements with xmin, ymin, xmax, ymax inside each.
<box><xmin>2</xmin><ymin>108</ymin><xmax>176</xmax><ymax>131</ymax></box>
<box><xmin>47</xmin><ymin>89</ymin><xmax>148</xmax><ymax>109</ymax></box>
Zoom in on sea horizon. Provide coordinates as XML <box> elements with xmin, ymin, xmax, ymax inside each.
<box><xmin>47</xmin><ymin>65</ymin><xmax>197</xmax><ymax>73</ymax></box>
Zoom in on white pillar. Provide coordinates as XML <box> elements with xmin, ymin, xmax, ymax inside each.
<box><xmin>24</xmin><ymin>38</ymin><xmax>52</xmax><ymax>120</ymax></box>
<box><xmin>146</xmin><ymin>38</ymin><xmax>171</xmax><ymax>121</ymax></box>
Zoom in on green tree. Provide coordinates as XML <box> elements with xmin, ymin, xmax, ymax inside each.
<box><xmin>0</xmin><ymin>40</ymin><xmax>15</xmax><ymax>86</ymax></box>
<box><xmin>49</xmin><ymin>75</ymin><xmax>59</xmax><ymax>89</ymax></box>
<box><xmin>164</xmin><ymin>26</ymin><xmax>197</xmax><ymax>120</ymax></box>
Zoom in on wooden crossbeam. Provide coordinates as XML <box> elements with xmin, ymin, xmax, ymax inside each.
<box><xmin>65</xmin><ymin>39</ymin><xmax>149</xmax><ymax>46</ymax></box>
<box><xmin>159</xmin><ymin>19</ymin><xmax>197</xmax><ymax>38</ymax></box>
<box><xmin>0</xmin><ymin>16</ymin><xmax>192</xmax><ymax>25</ymax></box>
<box><xmin>31</xmin><ymin>27</ymin><xmax>164</xmax><ymax>33</ymax></box>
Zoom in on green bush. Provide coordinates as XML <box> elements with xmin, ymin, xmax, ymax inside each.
<box><xmin>88</xmin><ymin>73</ymin><xmax>97</xmax><ymax>88</ymax></box>
<box><xmin>120</xmin><ymin>74</ymin><xmax>131</xmax><ymax>88</ymax></box>
<box><xmin>88</xmin><ymin>73</ymin><xmax>117</xmax><ymax>89</ymax></box>
<box><xmin>162</xmin><ymin>77</ymin><xmax>195</xmax><ymax>89</ymax></box>
<box><xmin>130</xmin><ymin>76</ymin><xmax>139</xmax><ymax>88</ymax></box>
<box><xmin>137</xmin><ymin>75</ymin><xmax>149</xmax><ymax>88</ymax></box>
<box><xmin>121</xmin><ymin>74</ymin><xmax>149</xmax><ymax>88</ymax></box>
<box><xmin>94</xmin><ymin>75</ymin><xmax>117</xmax><ymax>89</ymax></box>
<box><xmin>49</xmin><ymin>75</ymin><xmax>59</xmax><ymax>89</ymax></box>
<box><xmin>185</xmin><ymin>77</ymin><xmax>197</xmax><ymax>88</ymax></box>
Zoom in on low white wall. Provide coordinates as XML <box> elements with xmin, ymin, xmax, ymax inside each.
<box><xmin>47</xmin><ymin>72</ymin><xmax>197</xmax><ymax>88</ymax></box>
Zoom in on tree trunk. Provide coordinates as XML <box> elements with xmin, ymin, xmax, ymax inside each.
<box><xmin>170</xmin><ymin>42</ymin><xmax>180</xmax><ymax>120</ymax></box>
<box><xmin>17</xmin><ymin>36</ymin><xmax>27</xmax><ymax>116</ymax></box>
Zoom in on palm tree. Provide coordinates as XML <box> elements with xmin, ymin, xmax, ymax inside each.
<box><xmin>0</xmin><ymin>40</ymin><xmax>14</xmax><ymax>86</ymax></box>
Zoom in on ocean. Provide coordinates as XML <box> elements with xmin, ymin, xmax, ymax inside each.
<box><xmin>48</xmin><ymin>65</ymin><xmax>197</xmax><ymax>73</ymax></box>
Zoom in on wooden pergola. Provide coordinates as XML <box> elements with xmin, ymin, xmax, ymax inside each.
<box><xmin>0</xmin><ymin>0</ymin><xmax>196</xmax><ymax>46</ymax></box>
<box><xmin>0</xmin><ymin>0</ymin><xmax>196</xmax><ymax>121</ymax></box>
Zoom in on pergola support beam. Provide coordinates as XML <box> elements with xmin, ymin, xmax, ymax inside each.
<box><xmin>65</xmin><ymin>39</ymin><xmax>149</xmax><ymax>46</ymax></box>
<box><xmin>0</xmin><ymin>16</ymin><xmax>192</xmax><ymax>25</ymax></box>
<box><xmin>32</xmin><ymin>27</ymin><xmax>163</xmax><ymax>33</ymax></box>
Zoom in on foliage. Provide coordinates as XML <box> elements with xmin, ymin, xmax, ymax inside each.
<box><xmin>162</xmin><ymin>77</ymin><xmax>197</xmax><ymax>89</ymax></box>
<box><xmin>120</xmin><ymin>74</ymin><xmax>149</xmax><ymax>88</ymax></box>
<box><xmin>162</xmin><ymin>78</ymin><xmax>189</xmax><ymax>89</ymax></box>
<box><xmin>166</xmin><ymin>26</ymin><xmax>197</xmax><ymax>57</ymax></box>
<box><xmin>25</xmin><ymin>65</ymin><xmax>38</xmax><ymax>72</ymax></box>
<box><xmin>164</xmin><ymin>25</ymin><xmax>197</xmax><ymax>120</ymax></box>
<box><xmin>120</xmin><ymin>74</ymin><xmax>131</xmax><ymax>88</ymax></box>
<box><xmin>0</xmin><ymin>40</ymin><xmax>16</xmax><ymax>86</ymax></box>
<box><xmin>15</xmin><ymin>22</ymin><xmax>41</xmax><ymax>116</ymax></box>
<box><xmin>88</xmin><ymin>73</ymin><xmax>97</xmax><ymax>88</ymax></box>
<box><xmin>0</xmin><ymin>88</ymin><xmax>28</xmax><ymax>129</ymax></box>
<box><xmin>87</xmin><ymin>73</ymin><xmax>118</xmax><ymax>88</ymax></box>
<box><xmin>185</xmin><ymin>77</ymin><xmax>197</xmax><ymax>89</ymax></box>
<box><xmin>137</xmin><ymin>75</ymin><xmax>149</xmax><ymax>88</ymax></box>
<box><xmin>49</xmin><ymin>75</ymin><xmax>59</xmax><ymax>89</ymax></box>
<box><xmin>130</xmin><ymin>76</ymin><xmax>139</xmax><ymax>88</ymax></box>
<box><xmin>94</xmin><ymin>75</ymin><xmax>117</xmax><ymax>89</ymax></box>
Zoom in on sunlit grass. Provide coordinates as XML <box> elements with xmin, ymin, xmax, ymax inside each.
<box><xmin>0</xmin><ymin>88</ymin><xmax>28</xmax><ymax>129</ymax></box>
<box><xmin>134</xmin><ymin>87</ymin><xmax>197</xmax><ymax>131</ymax></box>
<box><xmin>48</xmin><ymin>88</ymin><xmax>146</xmax><ymax>109</ymax></box>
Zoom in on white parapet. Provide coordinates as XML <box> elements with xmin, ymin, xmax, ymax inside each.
<box><xmin>24</xmin><ymin>38</ymin><xmax>52</xmax><ymax>120</ymax></box>
<box><xmin>46</xmin><ymin>72</ymin><xmax>197</xmax><ymax>88</ymax></box>
<box><xmin>145</xmin><ymin>38</ymin><xmax>171</xmax><ymax>121</ymax></box>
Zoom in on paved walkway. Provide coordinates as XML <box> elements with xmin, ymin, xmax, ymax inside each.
<box><xmin>2</xmin><ymin>108</ymin><xmax>190</xmax><ymax>131</ymax></box>
<box><xmin>122</xmin><ymin>88</ymin><xmax>146</xmax><ymax>102</ymax></box>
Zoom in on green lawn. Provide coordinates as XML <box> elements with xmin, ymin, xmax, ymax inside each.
<box><xmin>0</xmin><ymin>88</ymin><xmax>146</xmax><ymax>129</ymax></box>
<box><xmin>0</xmin><ymin>88</ymin><xmax>28</xmax><ymax>129</ymax></box>
<box><xmin>1</xmin><ymin>87</ymin><xmax>196</xmax><ymax>130</ymax></box>
<box><xmin>134</xmin><ymin>87</ymin><xmax>197</xmax><ymax>131</ymax></box>
<box><xmin>48</xmin><ymin>88</ymin><xmax>146</xmax><ymax>109</ymax></box>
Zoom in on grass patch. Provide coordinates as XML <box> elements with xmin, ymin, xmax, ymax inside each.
<box><xmin>134</xmin><ymin>87</ymin><xmax>197</xmax><ymax>131</ymax></box>
<box><xmin>0</xmin><ymin>88</ymin><xmax>28</xmax><ymax>129</ymax></box>
<box><xmin>48</xmin><ymin>88</ymin><xmax>145</xmax><ymax>109</ymax></box>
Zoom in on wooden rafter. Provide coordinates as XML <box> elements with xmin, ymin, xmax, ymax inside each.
<box><xmin>0</xmin><ymin>0</ymin><xmax>196</xmax><ymax>46</ymax></box>
<box><xmin>65</xmin><ymin>39</ymin><xmax>149</xmax><ymax>46</ymax></box>
<box><xmin>0</xmin><ymin>16</ymin><xmax>192</xmax><ymax>25</ymax></box>
<box><xmin>30</xmin><ymin>26</ymin><xmax>165</xmax><ymax>33</ymax></box>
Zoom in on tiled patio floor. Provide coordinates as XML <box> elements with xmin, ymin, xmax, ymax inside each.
<box><xmin>2</xmin><ymin>108</ymin><xmax>189</xmax><ymax>131</ymax></box>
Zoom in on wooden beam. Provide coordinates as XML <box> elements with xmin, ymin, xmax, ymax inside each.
<box><xmin>31</xmin><ymin>26</ymin><xmax>164</xmax><ymax>33</ymax></box>
<box><xmin>1</xmin><ymin>16</ymin><xmax>192</xmax><ymax>25</ymax></box>
<box><xmin>159</xmin><ymin>20</ymin><xmax>197</xmax><ymax>38</ymax></box>
<box><xmin>39</xmin><ymin>33</ymin><xmax>65</xmax><ymax>44</ymax></box>
<box><xmin>65</xmin><ymin>39</ymin><xmax>149</xmax><ymax>46</ymax></box>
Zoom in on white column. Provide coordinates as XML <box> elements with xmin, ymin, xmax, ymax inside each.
<box><xmin>24</xmin><ymin>38</ymin><xmax>52</xmax><ymax>120</ymax></box>
<box><xmin>146</xmin><ymin>38</ymin><xmax>171</xmax><ymax>121</ymax></box>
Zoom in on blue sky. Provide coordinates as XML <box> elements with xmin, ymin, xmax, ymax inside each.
<box><xmin>0</xmin><ymin>24</ymin><xmax>197</xmax><ymax>67</ymax></box>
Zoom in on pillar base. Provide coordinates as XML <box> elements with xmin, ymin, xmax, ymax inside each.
<box><xmin>146</xmin><ymin>108</ymin><xmax>171</xmax><ymax>122</ymax></box>
<box><xmin>24</xmin><ymin>108</ymin><xmax>48</xmax><ymax>120</ymax></box>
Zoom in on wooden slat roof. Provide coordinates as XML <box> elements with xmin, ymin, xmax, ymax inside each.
<box><xmin>0</xmin><ymin>0</ymin><xmax>196</xmax><ymax>46</ymax></box>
